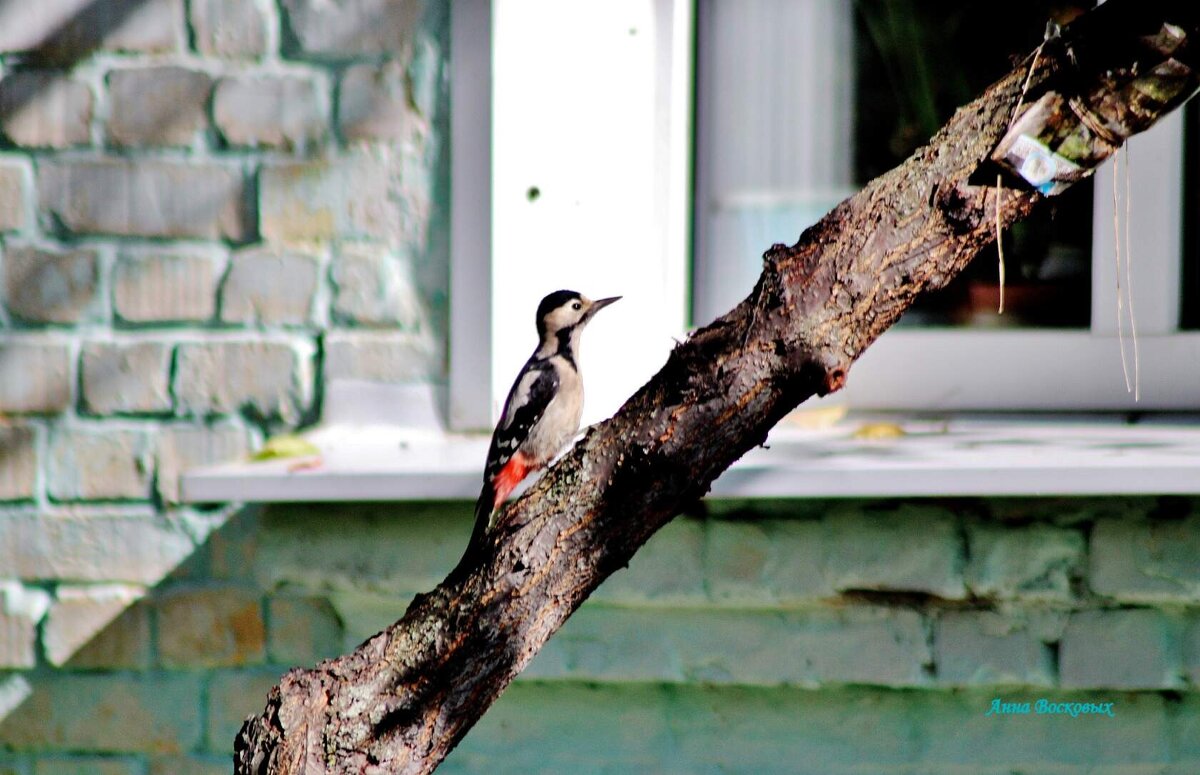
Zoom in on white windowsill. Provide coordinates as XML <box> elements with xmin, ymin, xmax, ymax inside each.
<box><xmin>180</xmin><ymin>382</ymin><xmax>1200</xmax><ymax>503</ymax></box>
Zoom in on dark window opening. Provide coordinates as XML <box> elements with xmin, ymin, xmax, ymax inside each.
<box><xmin>1182</xmin><ymin>98</ymin><xmax>1199</xmax><ymax>330</ymax></box>
<box><xmin>854</xmin><ymin>0</ymin><xmax>1093</xmax><ymax>328</ymax></box>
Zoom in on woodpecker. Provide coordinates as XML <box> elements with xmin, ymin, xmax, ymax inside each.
<box><xmin>454</xmin><ymin>290</ymin><xmax>620</xmax><ymax>575</ymax></box>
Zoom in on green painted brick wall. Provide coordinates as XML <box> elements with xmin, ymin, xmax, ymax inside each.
<box><xmin>4</xmin><ymin>497</ymin><xmax>1200</xmax><ymax>773</ymax></box>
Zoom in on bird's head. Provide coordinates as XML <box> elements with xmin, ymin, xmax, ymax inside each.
<box><xmin>535</xmin><ymin>290</ymin><xmax>620</xmax><ymax>342</ymax></box>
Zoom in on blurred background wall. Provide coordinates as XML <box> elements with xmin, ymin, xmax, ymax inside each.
<box><xmin>0</xmin><ymin>1</ymin><xmax>1197</xmax><ymax>774</ymax></box>
<box><xmin>0</xmin><ymin>0</ymin><xmax>450</xmax><ymax>772</ymax></box>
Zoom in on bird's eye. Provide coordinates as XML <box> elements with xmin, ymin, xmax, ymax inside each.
<box><xmin>572</xmin><ymin>301</ymin><xmax>582</xmax><ymax>311</ymax></box>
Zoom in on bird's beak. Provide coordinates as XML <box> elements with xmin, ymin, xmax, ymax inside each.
<box><xmin>587</xmin><ymin>296</ymin><xmax>621</xmax><ymax>319</ymax></box>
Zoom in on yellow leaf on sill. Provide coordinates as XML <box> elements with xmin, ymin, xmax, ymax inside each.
<box><xmin>783</xmin><ymin>405</ymin><xmax>849</xmax><ymax>429</ymax></box>
<box><xmin>852</xmin><ymin>422</ymin><xmax>907</xmax><ymax>440</ymax></box>
<box><xmin>251</xmin><ymin>434</ymin><xmax>321</xmax><ymax>461</ymax></box>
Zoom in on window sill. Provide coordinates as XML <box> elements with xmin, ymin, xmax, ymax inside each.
<box><xmin>180</xmin><ymin>383</ymin><xmax>1200</xmax><ymax>503</ymax></box>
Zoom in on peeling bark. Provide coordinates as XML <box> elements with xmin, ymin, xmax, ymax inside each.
<box><xmin>236</xmin><ymin>3</ymin><xmax>1200</xmax><ymax>773</ymax></box>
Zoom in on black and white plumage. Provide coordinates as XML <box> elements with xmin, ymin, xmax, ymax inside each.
<box><xmin>453</xmin><ymin>289</ymin><xmax>620</xmax><ymax>577</ymax></box>
<box><xmin>483</xmin><ymin>360</ymin><xmax>558</xmax><ymax>485</ymax></box>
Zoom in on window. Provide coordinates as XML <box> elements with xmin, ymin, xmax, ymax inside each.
<box><xmin>450</xmin><ymin>0</ymin><xmax>694</xmax><ymax>431</ymax></box>
<box><xmin>453</xmin><ymin>0</ymin><xmax>1198</xmax><ymax>431</ymax></box>
<box><xmin>693</xmin><ymin>0</ymin><xmax>1200</xmax><ymax>410</ymax></box>
<box><xmin>185</xmin><ymin>0</ymin><xmax>1200</xmax><ymax>502</ymax></box>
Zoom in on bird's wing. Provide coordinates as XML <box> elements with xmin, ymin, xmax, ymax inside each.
<box><xmin>485</xmin><ymin>361</ymin><xmax>559</xmax><ymax>481</ymax></box>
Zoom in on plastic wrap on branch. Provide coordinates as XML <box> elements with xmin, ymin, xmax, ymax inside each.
<box><xmin>994</xmin><ymin>22</ymin><xmax>1200</xmax><ymax>195</ymax></box>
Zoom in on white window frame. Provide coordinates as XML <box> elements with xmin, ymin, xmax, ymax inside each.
<box><xmin>448</xmin><ymin>0</ymin><xmax>494</xmax><ymax>431</ymax></box>
<box><xmin>692</xmin><ymin>2</ymin><xmax>1200</xmax><ymax>412</ymax></box>
<box><xmin>450</xmin><ymin>0</ymin><xmax>694</xmax><ymax>432</ymax></box>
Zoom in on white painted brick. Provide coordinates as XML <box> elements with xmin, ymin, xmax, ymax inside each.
<box><xmin>260</xmin><ymin>149</ymin><xmax>400</xmax><ymax>243</ymax></box>
<box><xmin>42</xmin><ymin>584</ymin><xmax>144</xmax><ymax>667</ymax></box>
<box><xmin>80</xmin><ymin>341</ymin><xmax>172</xmax><ymax>415</ymax></box>
<box><xmin>218</xmin><ymin>247</ymin><xmax>319</xmax><ymax>326</ymax></box>
<box><xmin>934</xmin><ymin>611</ymin><xmax>1053</xmax><ymax>686</ymax></box>
<box><xmin>190</xmin><ymin>0</ymin><xmax>273</xmax><ymax>57</ymax></box>
<box><xmin>339</xmin><ymin>61</ymin><xmax>421</xmax><ymax>143</ymax></box>
<box><xmin>3</xmin><ymin>243</ymin><xmax>99</xmax><ymax>323</ymax></box>
<box><xmin>0</xmin><ymin>510</ymin><xmax>194</xmax><ymax>582</ymax></box>
<box><xmin>323</xmin><ymin>330</ymin><xmax>438</xmax><ymax>383</ymax></box>
<box><xmin>0</xmin><ymin>72</ymin><xmax>92</xmax><ymax>148</ymax></box>
<box><xmin>825</xmin><ymin>505</ymin><xmax>965</xmax><ymax>599</ymax></box>
<box><xmin>113</xmin><ymin>249</ymin><xmax>220</xmax><ymax>323</ymax></box>
<box><xmin>107</xmin><ymin>67</ymin><xmax>212</xmax><ymax>147</ymax></box>
<box><xmin>1060</xmin><ymin>609</ymin><xmax>1181</xmax><ymax>690</ymax></box>
<box><xmin>0</xmin><ymin>0</ymin><xmax>184</xmax><ymax>55</ymax></box>
<box><xmin>156</xmin><ymin>423</ymin><xmax>249</xmax><ymax>503</ymax></box>
<box><xmin>0</xmin><ymin>582</ymin><xmax>50</xmax><ymax>668</ymax></box>
<box><xmin>39</xmin><ymin>159</ymin><xmax>253</xmax><ymax>241</ymax></box>
<box><xmin>213</xmin><ymin>74</ymin><xmax>325</xmax><ymax>150</ymax></box>
<box><xmin>330</xmin><ymin>243</ymin><xmax>424</xmax><ymax>327</ymax></box>
<box><xmin>1090</xmin><ymin>517</ymin><xmax>1200</xmax><ymax>602</ymax></box>
<box><xmin>0</xmin><ymin>339</ymin><xmax>72</xmax><ymax>414</ymax></box>
<box><xmin>48</xmin><ymin>600</ymin><xmax>151</xmax><ymax>670</ymax></box>
<box><xmin>0</xmin><ymin>422</ymin><xmax>38</xmax><ymax>501</ymax></box>
<box><xmin>47</xmin><ymin>426</ymin><xmax>155</xmax><ymax>501</ymax></box>
<box><xmin>280</xmin><ymin>0</ymin><xmax>423</xmax><ymax>58</ymax></box>
<box><xmin>174</xmin><ymin>338</ymin><xmax>314</xmax><ymax>423</ymax></box>
<box><xmin>0</xmin><ymin>157</ymin><xmax>31</xmax><ymax>232</ymax></box>
<box><xmin>966</xmin><ymin>523</ymin><xmax>1084</xmax><ymax>601</ymax></box>
<box><xmin>0</xmin><ymin>608</ymin><xmax>36</xmax><ymax>668</ymax></box>
<box><xmin>404</xmin><ymin>35</ymin><xmax>442</xmax><ymax>126</ymax></box>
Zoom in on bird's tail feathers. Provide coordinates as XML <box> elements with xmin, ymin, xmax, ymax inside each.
<box><xmin>449</xmin><ymin>483</ymin><xmax>495</xmax><ymax>581</ymax></box>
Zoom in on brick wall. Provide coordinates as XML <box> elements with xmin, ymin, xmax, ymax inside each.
<box><xmin>5</xmin><ymin>497</ymin><xmax>1199</xmax><ymax>773</ymax></box>
<box><xmin>1</xmin><ymin>2</ymin><xmax>1198</xmax><ymax>774</ymax></box>
<box><xmin>0</xmin><ymin>1</ymin><xmax>446</xmax><ymax>772</ymax></box>
<box><xmin>0</xmin><ymin>0</ymin><xmax>448</xmax><ymax>481</ymax></box>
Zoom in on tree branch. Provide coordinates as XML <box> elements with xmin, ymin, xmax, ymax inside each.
<box><xmin>236</xmin><ymin>3</ymin><xmax>1200</xmax><ymax>772</ymax></box>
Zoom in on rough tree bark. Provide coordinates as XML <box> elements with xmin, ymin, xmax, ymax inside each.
<box><xmin>237</xmin><ymin>3</ymin><xmax>1200</xmax><ymax>773</ymax></box>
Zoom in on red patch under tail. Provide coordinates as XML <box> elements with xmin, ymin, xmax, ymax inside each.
<box><xmin>492</xmin><ymin>452</ymin><xmax>534</xmax><ymax>509</ymax></box>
